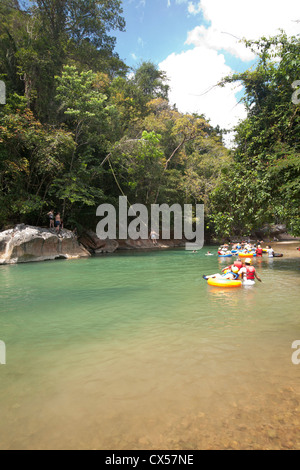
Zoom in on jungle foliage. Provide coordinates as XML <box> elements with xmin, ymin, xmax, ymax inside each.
<box><xmin>0</xmin><ymin>1</ymin><xmax>299</xmax><ymax>238</ymax></box>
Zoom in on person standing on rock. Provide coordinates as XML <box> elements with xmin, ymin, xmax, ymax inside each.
<box><xmin>48</xmin><ymin>210</ymin><xmax>55</xmax><ymax>229</ymax></box>
<box><xmin>150</xmin><ymin>230</ymin><xmax>158</xmax><ymax>246</ymax></box>
<box><xmin>55</xmin><ymin>213</ymin><xmax>61</xmax><ymax>233</ymax></box>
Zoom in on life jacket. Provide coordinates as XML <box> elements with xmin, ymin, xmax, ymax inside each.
<box><xmin>234</xmin><ymin>261</ymin><xmax>243</xmax><ymax>270</ymax></box>
<box><xmin>256</xmin><ymin>248</ymin><xmax>263</xmax><ymax>256</ymax></box>
<box><xmin>246</xmin><ymin>266</ymin><xmax>256</xmax><ymax>280</ymax></box>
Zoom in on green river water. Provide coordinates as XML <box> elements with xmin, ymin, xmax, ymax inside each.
<box><xmin>0</xmin><ymin>247</ymin><xmax>299</xmax><ymax>450</ymax></box>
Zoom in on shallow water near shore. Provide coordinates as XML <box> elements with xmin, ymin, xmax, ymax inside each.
<box><xmin>0</xmin><ymin>245</ymin><xmax>299</xmax><ymax>450</ymax></box>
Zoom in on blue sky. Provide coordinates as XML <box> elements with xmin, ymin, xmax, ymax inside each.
<box><xmin>115</xmin><ymin>0</ymin><xmax>250</xmax><ymax>73</ymax></box>
<box><xmin>113</xmin><ymin>0</ymin><xmax>300</xmax><ymax>145</ymax></box>
<box><xmin>114</xmin><ymin>0</ymin><xmax>209</xmax><ymax>68</ymax></box>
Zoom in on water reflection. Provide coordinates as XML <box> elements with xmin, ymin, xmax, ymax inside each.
<box><xmin>208</xmin><ymin>287</ymin><xmax>244</xmax><ymax>308</ymax></box>
<box><xmin>0</xmin><ymin>249</ymin><xmax>299</xmax><ymax>450</ymax></box>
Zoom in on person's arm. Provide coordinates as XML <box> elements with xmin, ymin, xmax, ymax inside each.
<box><xmin>238</xmin><ymin>268</ymin><xmax>246</xmax><ymax>279</ymax></box>
<box><xmin>222</xmin><ymin>265</ymin><xmax>229</xmax><ymax>273</ymax></box>
<box><xmin>255</xmin><ymin>272</ymin><xmax>262</xmax><ymax>282</ymax></box>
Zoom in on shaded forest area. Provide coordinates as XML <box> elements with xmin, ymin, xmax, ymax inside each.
<box><xmin>0</xmin><ymin>1</ymin><xmax>299</xmax><ymax>238</ymax></box>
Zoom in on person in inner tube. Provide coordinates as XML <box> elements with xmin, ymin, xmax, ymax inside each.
<box><xmin>205</xmin><ymin>266</ymin><xmax>240</xmax><ymax>281</ymax></box>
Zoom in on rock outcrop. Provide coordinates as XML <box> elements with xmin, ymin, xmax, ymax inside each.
<box><xmin>78</xmin><ymin>230</ymin><xmax>119</xmax><ymax>254</ymax></box>
<box><xmin>0</xmin><ymin>225</ymin><xmax>90</xmax><ymax>265</ymax></box>
<box><xmin>255</xmin><ymin>224</ymin><xmax>299</xmax><ymax>241</ymax></box>
<box><xmin>79</xmin><ymin>230</ymin><xmax>185</xmax><ymax>253</ymax></box>
<box><xmin>118</xmin><ymin>238</ymin><xmax>186</xmax><ymax>250</ymax></box>
<box><xmin>95</xmin><ymin>240</ymin><xmax>119</xmax><ymax>254</ymax></box>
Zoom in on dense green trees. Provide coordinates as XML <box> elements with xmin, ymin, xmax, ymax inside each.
<box><xmin>0</xmin><ymin>0</ymin><xmax>127</xmax><ymax>227</ymax></box>
<box><xmin>1</xmin><ymin>2</ymin><xmax>298</xmax><ymax>239</ymax></box>
<box><xmin>0</xmin><ymin>0</ymin><xmax>228</xmax><ymax>233</ymax></box>
<box><xmin>211</xmin><ymin>32</ymin><xmax>300</xmax><ymax>237</ymax></box>
<box><xmin>0</xmin><ymin>0</ymin><xmax>126</xmax><ymax>121</ymax></box>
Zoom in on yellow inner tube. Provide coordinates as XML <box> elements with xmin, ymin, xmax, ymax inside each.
<box><xmin>238</xmin><ymin>253</ymin><xmax>254</xmax><ymax>258</ymax></box>
<box><xmin>207</xmin><ymin>278</ymin><xmax>242</xmax><ymax>288</ymax></box>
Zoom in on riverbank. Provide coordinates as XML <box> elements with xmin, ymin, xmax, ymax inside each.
<box><xmin>0</xmin><ymin>225</ymin><xmax>299</xmax><ymax>265</ymax></box>
<box><xmin>0</xmin><ymin>225</ymin><xmax>90</xmax><ymax>265</ymax></box>
<box><xmin>0</xmin><ymin>225</ymin><xmax>188</xmax><ymax>264</ymax></box>
<box><xmin>262</xmin><ymin>241</ymin><xmax>300</xmax><ymax>258</ymax></box>
<box><xmin>78</xmin><ymin>229</ymin><xmax>186</xmax><ymax>254</ymax></box>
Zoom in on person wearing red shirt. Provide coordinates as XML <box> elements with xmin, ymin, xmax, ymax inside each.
<box><xmin>222</xmin><ymin>260</ymin><xmax>243</xmax><ymax>273</ymax></box>
<box><xmin>256</xmin><ymin>245</ymin><xmax>263</xmax><ymax>256</ymax></box>
<box><xmin>239</xmin><ymin>258</ymin><xmax>262</xmax><ymax>283</ymax></box>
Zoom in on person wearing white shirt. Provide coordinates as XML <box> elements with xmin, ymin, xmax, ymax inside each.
<box><xmin>266</xmin><ymin>245</ymin><xmax>274</xmax><ymax>258</ymax></box>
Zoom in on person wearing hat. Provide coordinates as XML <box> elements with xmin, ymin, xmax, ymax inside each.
<box><xmin>239</xmin><ymin>258</ymin><xmax>262</xmax><ymax>283</ymax></box>
<box><xmin>47</xmin><ymin>209</ymin><xmax>55</xmax><ymax>229</ymax></box>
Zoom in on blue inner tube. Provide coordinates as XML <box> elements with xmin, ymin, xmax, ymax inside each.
<box><xmin>218</xmin><ymin>254</ymin><xmax>233</xmax><ymax>258</ymax></box>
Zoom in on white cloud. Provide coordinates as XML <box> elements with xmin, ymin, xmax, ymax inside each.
<box><xmin>160</xmin><ymin>0</ymin><xmax>300</xmax><ymax>146</ymax></box>
<box><xmin>186</xmin><ymin>0</ymin><xmax>300</xmax><ymax>61</ymax></box>
<box><xmin>187</xmin><ymin>1</ymin><xmax>201</xmax><ymax>16</ymax></box>
<box><xmin>159</xmin><ymin>47</ymin><xmax>247</xmax><ymax>147</ymax></box>
<box><xmin>185</xmin><ymin>26</ymin><xmax>256</xmax><ymax>62</ymax></box>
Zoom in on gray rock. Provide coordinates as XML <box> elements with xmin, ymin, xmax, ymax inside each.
<box><xmin>118</xmin><ymin>238</ymin><xmax>185</xmax><ymax>250</ymax></box>
<box><xmin>0</xmin><ymin>225</ymin><xmax>90</xmax><ymax>265</ymax></box>
<box><xmin>269</xmin><ymin>224</ymin><xmax>287</xmax><ymax>235</ymax></box>
<box><xmin>79</xmin><ymin>230</ymin><xmax>119</xmax><ymax>254</ymax></box>
<box><xmin>78</xmin><ymin>229</ymin><xmax>186</xmax><ymax>253</ymax></box>
<box><xmin>95</xmin><ymin>239</ymin><xmax>119</xmax><ymax>254</ymax></box>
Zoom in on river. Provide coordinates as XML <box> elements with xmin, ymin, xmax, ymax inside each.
<box><xmin>0</xmin><ymin>244</ymin><xmax>299</xmax><ymax>449</ymax></box>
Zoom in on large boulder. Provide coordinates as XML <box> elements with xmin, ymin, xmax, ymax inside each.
<box><xmin>0</xmin><ymin>225</ymin><xmax>90</xmax><ymax>265</ymax></box>
<box><xmin>269</xmin><ymin>224</ymin><xmax>287</xmax><ymax>235</ymax></box>
<box><xmin>255</xmin><ymin>224</ymin><xmax>299</xmax><ymax>241</ymax></box>
<box><xmin>78</xmin><ymin>230</ymin><xmax>105</xmax><ymax>252</ymax></box>
<box><xmin>79</xmin><ymin>230</ymin><xmax>119</xmax><ymax>254</ymax></box>
<box><xmin>118</xmin><ymin>238</ymin><xmax>186</xmax><ymax>250</ymax></box>
<box><xmin>95</xmin><ymin>240</ymin><xmax>119</xmax><ymax>254</ymax></box>
<box><xmin>78</xmin><ymin>230</ymin><xmax>185</xmax><ymax>252</ymax></box>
